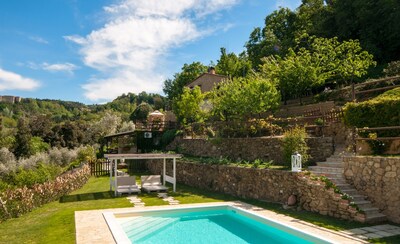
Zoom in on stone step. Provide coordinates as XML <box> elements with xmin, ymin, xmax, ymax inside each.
<box><xmin>350</xmin><ymin>194</ymin><xmax>367</xmax><ymax>202</ymax></box>
<box><xmin>310</xmin><ymin>172</ymin><xmax>344</xmax><ymax>179</ymax></box>
<box><xmin>308</xmin><ymin>166</ymin><xmax>343</xmax><ymax>174</ymax></box>
<box><xmin>360</xmin><ymin>207</ymin><xmax>381</xmax><ymax>215</ymax></box>
<box><xmin>316</xmin><ymin>162</ymin><xmax>342</xmax><ymax>168</ymax></box>
<box><xmin>341</xmin><ymin>189</ymin><xmax>359</xmax><ymax>195</ymax></box>
<box><xmin>365</xmin><ymin>213</ymin><xmax>387</xmax><ymax>224</ymax></box>
<box><xmin>329</xmin><ymin>177</ymin><xmax>347</xmax><ymax>183</ymax></box>
<box><xmin>353</xmin><ymin>200</ymin><xmax>373</xmax><ymax>208</ymax></box>
<box><xmin>335</xmin><ymin>183</ymin><xmax>354</xmax><ymax>190</ymax></box>
<box><xmin>324</xmin><ymin>157</ymin><xmax>343</xmax><ymax>163</ymax></box>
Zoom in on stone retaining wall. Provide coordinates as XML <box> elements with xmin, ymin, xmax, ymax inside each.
<box><xmin>344</xmin><ymin>156</ymin><xmax>400</xmax><ymax>223</ymax></box>
<box><xmin>167</xmin><ymin>137</ymin><xmax>333</xmax><ymax>164</ymax></box>
<box><xmin>147</xmin><ymin>161</ymin><xmax>364</xmax><ymax>221</ymax></box>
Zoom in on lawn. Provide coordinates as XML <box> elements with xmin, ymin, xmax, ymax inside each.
<box><xmin>1</xmin><ymin>175</ymin><xmax>399</xmax><ymax>244</ymax></box>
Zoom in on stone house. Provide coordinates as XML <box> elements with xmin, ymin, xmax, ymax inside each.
<box><xmin>186</xmin><ymin>67</ymin><xmax>227</xmax><ymax>93</ymax></box>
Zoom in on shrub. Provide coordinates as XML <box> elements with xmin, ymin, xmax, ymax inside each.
<box><xmin>48</xmin><ymin>147</ymin><xmax>79</xmax><ymax>167</ymax></box>
<box><xmin>30</xmin><ymin>137</ymin><xmax>50</xmax><ymax>155</ymax></box>
<box><xmin>11</xmin><ymin>163</ymin><xmax>63</xmax><ymax>188</ymax></box>
<box><xmin>383</xmin><ymin>60</ymin><xmax>400</xmax><ymax>77</ymax></box>
<box><xmin>17</xmin><ymin>152</ymin><xmax>50</xmax><ymax>170</ymax></box>
<box><xmin>76</xmin><ymin>145</ymin><xmax>96</xmax><ymax>163</ymax></box>
<box><xmin>343</xmin><ymin>88</ymin><xmax>400</xmax><ymax>128</ymax></box>
<box><xmin>0</xmin><ymin>148</ymin><xmax>17</xmax><ymax>175</ymax></box>
<box><xmin>282</xmin><ymin>126</ymin><xmax>310</xmax><ymax>167</ymax></box>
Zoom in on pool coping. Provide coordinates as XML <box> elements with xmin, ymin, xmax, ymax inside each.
<box><xmin>75</xmin><ymin>201</ymin><xmax>368</xmax><ymax>244</ymax></box>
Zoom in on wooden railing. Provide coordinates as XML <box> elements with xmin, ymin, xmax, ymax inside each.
<box><xmin>90</xmin><ymin>160</ymin><xmax>111</xmax><ymax>176</ymax></box>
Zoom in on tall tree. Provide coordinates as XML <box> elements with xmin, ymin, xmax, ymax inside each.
<box><xmin>173</xmin><ymin>86</ymin><xmax>206</xmax><ymax>126</ymax></box>
<box><xmin>215</xmin><ymin>48</ymin><xmax>252</xmax><ymax>78</ymax></box>
<box><xmin>14</xmin><ymin>118</ymin><xmax>33</xmax><ymax>158</ymax></box>
<box><xmin>130</xmin><ymin>103</ymin><xmax>153</xmax><ymax>122</ymax></box>
<box><xmin>246</xmin><ymin>8</ymin><xmax>298</xmax><ymax>69</ymax></box>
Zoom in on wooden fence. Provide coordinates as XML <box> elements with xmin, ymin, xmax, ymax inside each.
<box><xmin>90</xmin><ymin>160</ymin><xmax>111</xmax><ymax>177</ymax></box>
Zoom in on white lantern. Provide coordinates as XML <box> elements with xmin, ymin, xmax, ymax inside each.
<box><xmin>291</xmin><ymin>152</ymin><xmax>302</xmax><ymax>172</ymax></box>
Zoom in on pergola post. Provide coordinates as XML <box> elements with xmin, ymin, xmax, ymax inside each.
<box><xmin>173</xmin><ymin>158</ymin><xmax>176</xmax><ymax>192</ymax></box>
<box><xmin>109</xmin><ymin>159</ymin><xmax>112</xmax><ymax>191</ymax></box>
<box><xmin>163</xmin><ymin>158</ymin><xmax>166</xmax><ymax>185</ymax></box>
<box><xmin>114</xmin><ymin>159</ymin><xmax>118</xmax><ymax>196</ymax></box>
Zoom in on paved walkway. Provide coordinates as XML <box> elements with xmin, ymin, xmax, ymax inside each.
<box><xmin>340</xmin><ymin>224</ymin><xmax>400</xmax><ymax>240</ymax></box>
<box><xmin>75</xmin><ymin>202</ymin><xmax>370</xmax><ymax>244</ymax></box>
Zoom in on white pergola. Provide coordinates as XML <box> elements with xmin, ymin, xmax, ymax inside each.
<box><xmin>104</xmin><ymin>153</ymin><xmax>182</xmax><ymax>195</ymax></box>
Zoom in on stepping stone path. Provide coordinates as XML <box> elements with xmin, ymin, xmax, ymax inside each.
<box><xmin>157</xmin><ymin>193</ymin><xmax>180</xmax><ymax>205</ymax></box>
<box><xmin>340</xmin><ymin>224</ymin><xmax>400</xmax><ymax>240</ymax></box>
<box><xmin>126</xmin><ymin>195</ymin><xmax>145</xmax><ymax>208</ymax></box>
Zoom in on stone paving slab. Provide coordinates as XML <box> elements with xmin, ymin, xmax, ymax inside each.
<box><xmin>340</xmin><ymin>224</ymin><xmax>400</xmax><ymax>240</ymax></box>
<box><xmin>75</xmin><ymin>202</ymin><xmax>368</xmax><ymax>244</ymax></box>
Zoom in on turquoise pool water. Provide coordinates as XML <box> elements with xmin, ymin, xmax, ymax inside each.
<box><xmin>117</xmin><ymin>207</ymin><xmax>329</xmax><ymax>244</ymax></box>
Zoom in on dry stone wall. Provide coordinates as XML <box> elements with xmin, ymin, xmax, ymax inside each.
<box><xmin>147</xmin><ymin>160</ymin><xmax>364</xmax><ymax>222</ymax></box>
<box><xmin>167</xmin><ymin>137</ymin><xmax>333</xmax><ymax>164</ymax></box>
<box><xmin>344</xmin><ymin>156</ymin><xmax>400</xmax><ymax>223</ymax></box>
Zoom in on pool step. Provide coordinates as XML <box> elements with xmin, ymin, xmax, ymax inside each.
<box><xmin>123</xmin><ymin>216</ymin><xmax>178</xmax><ymax>241</ymax></box>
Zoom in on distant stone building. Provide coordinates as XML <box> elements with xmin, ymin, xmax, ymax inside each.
<box><xmin>0</xmin><ymin>95</ymin><xmax>22</xmax><ymax>104</ymax></box>
<box><xmin>186</xmin><ymin>67</ymin><xmax>227</xmax><ymax>93</ymax></box>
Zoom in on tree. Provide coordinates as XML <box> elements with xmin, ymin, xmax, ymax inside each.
<box><xmin>210</xmin><ymin>76</ymin><xmax>280</xmax><ymax>120</ymax></box>
<box><xmin>173</xmin><ymin>86</ymin><xmax>206</xmax><ymax>125</ymax></box>
<box><xmin>261</xmin><ymin>36</ymin><xmax>375</xmax><ymax>102</ymax></box>
<box><xmin>215</xmin><ymin>48</ymin><xmax>252</xmax><ymax>78</ymax></box>
<box><xmin>129</xmin><ymin>103</ymin><xmax>153</xmax><ymax>122</ymax></box>
<box><xmin>163</xmin><ymin>62</ymin><xmax>208</xmax><ymax>102</ymax></box>
<box><xmin>245</xmin><ymin>8</ymin><xmax>298</xmax><ymax>69</ymax></box>
<box><xmin>14</xmin><ymin>118</ymin><xmax>33</xmax><ymax>158</ymax></box>
<box><xmin>29</xmin><ymin>115</ymin><xmax>54</xmax><ymax>143</ymax></box>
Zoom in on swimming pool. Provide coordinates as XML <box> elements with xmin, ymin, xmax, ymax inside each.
<box><xmin>103</xmin><ymin>204</ymin><xmax>332</xmax><ymax>244</ymax></box>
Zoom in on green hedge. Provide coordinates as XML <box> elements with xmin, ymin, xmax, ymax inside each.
<box><xmin>343</xmin><ymin>88</ymin><xmax>400</xmax><ymax>128</ymax></box>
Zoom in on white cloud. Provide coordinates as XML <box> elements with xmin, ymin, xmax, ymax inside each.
<box><xmin>26</xmin><ymin>62</ymin><xmax>78</xmax><ymax>74</ymax></box>
<box><xmin>29</xmin><ymin>36</ymin><xmax>49</xmax><ymax>44</ymax></box>
<box><xmin>275</xmin><ymin>0</ymin><xmax>301</xmax><ymax>10</ymax></box>
<box><xmin>65</xmin><ymin>0</ymin><xmax>239</xmax><ymax>101</ymax></box>
<box><xmin>42</xmin><ymin>62</ymin><xmax>78</xmax><ymax>74</ymax></box>
<box><xmin>0</xmin><ymin>68</ymin><xmax>40</xmax><ymax>91</ymax></box>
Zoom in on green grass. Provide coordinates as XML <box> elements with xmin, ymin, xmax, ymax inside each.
<box><xmin>0</xmin><ymin>177</ymin><xmax>132</xmax><ymax>244</ymax></box>
<box><xmin>0</xmin><ymin>176</ymin><xmax>399</xmax><ymax>244</ymax></box>
<box><xmin>370</xmin><ymin>236</ymin><xmax>400</xmax><ymax>244</ymax></box>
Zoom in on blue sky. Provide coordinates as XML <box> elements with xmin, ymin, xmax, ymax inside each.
<box><xmin>0</xmin><ymin>0</ymin><xmax>301</xmax><ymax>104</ymax></box>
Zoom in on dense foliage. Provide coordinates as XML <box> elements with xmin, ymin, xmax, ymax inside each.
<box><xmin>246</xmin><ymin>0</ymin><xmax>400</xmax><ymax>67</ymax></box>
<box><xmin>173</xmin><ymin>87</ymin><xmax>206</xmax><ymax>126</ymax></box>
<box><xmin>210</xmin><ymin>76</ymin><xmax>280</xmax><ymax>120</ymax></box>
<box><xmin>282</xmin><ymin>126</ymin><xmax>310</xmax><ymax>167</ymax></box>
<box><xmin>343</xmin><ymin>88</ymin><xmax>400</xmax><ymax>128</ymax></box>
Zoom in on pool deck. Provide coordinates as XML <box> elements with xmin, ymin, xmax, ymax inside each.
<box><xmin>75</xmin><ymin>201</ymin><xmax>368</xmax><ymax>244</ymax></box>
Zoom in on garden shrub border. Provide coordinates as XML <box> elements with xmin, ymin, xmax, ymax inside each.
<box><xmin>0</xmin><ymin>164</ymin><xmax>90</xmax><ymax>222</ymax></box>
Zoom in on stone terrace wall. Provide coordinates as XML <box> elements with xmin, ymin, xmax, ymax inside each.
<box><xmin>344</xmin><ymin>156</ymin><xmax>400</xmax><ymax>223</ymax></box>
<box><xmin>167</xmin><ymin>137</ymin><xmax>333</xmax><ymax>164</ymax></box>
<box><xmin>147</xmin><ymin>161</ymin><xmax>364</xmax><ymax>221</ymax></box>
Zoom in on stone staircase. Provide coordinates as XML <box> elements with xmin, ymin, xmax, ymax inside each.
<box><xmin>309</xmin><ymin>146</ymin><xmax>387</xmax><ymax>223</ymax></box>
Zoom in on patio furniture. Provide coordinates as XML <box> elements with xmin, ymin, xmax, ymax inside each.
<box><xmin>116</xmin><ymin>176</ymin><xmax>140</xmax><ymax>195</ymax></box>
<box><xmin>141</xmin><ymin>175</ymin><xmax>168</xmax><ymax>193</ymax></box>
